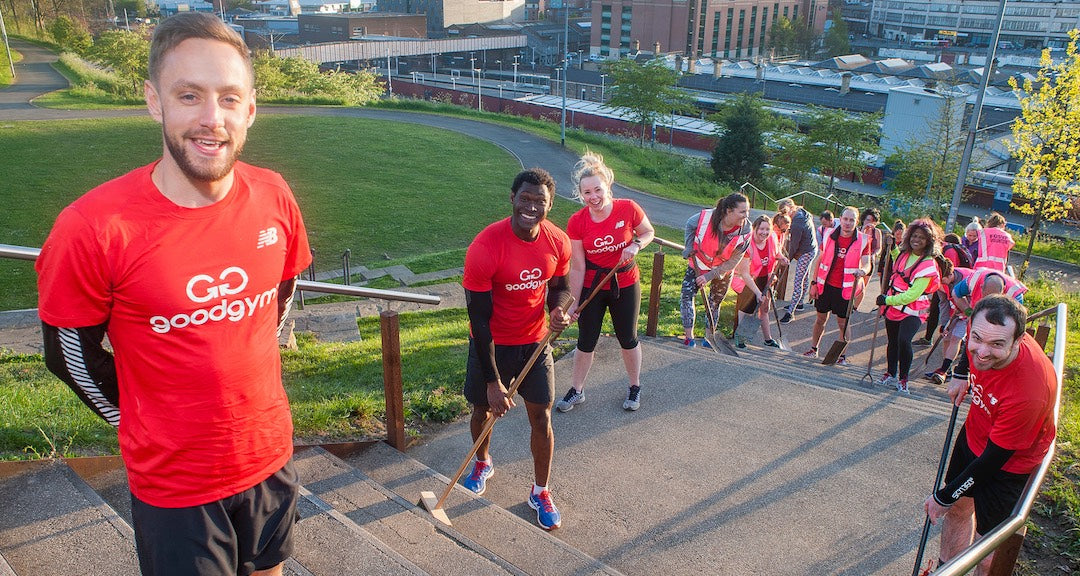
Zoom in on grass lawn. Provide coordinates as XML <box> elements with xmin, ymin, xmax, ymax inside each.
<box><xmin>0</xmin><ymin>46</ymin><xmax>20</xmax><ymax>88</ymax></box>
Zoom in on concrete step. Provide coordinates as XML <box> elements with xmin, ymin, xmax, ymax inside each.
<box><xmin>0</xmin><ymin>459</ymin><xmax>139</xmax><ymax>575</ymax></box>
<box><xmin>0</xmin><ymin>552</ymin><xmax>16</xmax><ymax>576</ymax></box>
<box><xmin>646</xmin><ymin>335</ymin><xmax>955</xmax><ymax>416</ymax></box>
<box><xmin>337</xmin><ymin>442</ymin><xmax>624</xmax><ymax>576</ymax></box>
<box><xmin>293</xmin><ymin>446</ymin><xmax>515</xmax><ymax>576</ymax></box>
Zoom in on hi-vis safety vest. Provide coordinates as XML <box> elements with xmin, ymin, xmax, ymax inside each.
<box><xmin>691</xmin><ymin>209</ymin><xmax>747</xmax><ymax>274</ymax></box>
<box><xmin>732</xmin><ymin>232</ymin><xmax>779</xmax><ymax>293</ymax></box>
<box><xmin>968</xmin><ymin>268</ymin><xmax>1028</xmax><ymax>304</ymax></box>
<box><xmin>887</xmin><ymin>252</ymin><xmax>940</xmax><ymax>319</ymax></box>
<box><xmin>975</xmin><ymin>227</ymin><xmax>1013</xmax><ymax>272</ymax></box>
<box><xmin>813</xmin><ymin>227</ymin><xmax>868</xmax><ymax>300</ymax></box>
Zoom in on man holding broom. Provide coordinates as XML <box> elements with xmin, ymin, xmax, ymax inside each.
<box><xmin>923</xmin><ymin>295</ymin><xmax>1056</xmax><ymax>574</ymax></box>
<box><xmin>460</xmin><ymin>168</ymin><xmax>572</xmax><ymax>530</ymax></box>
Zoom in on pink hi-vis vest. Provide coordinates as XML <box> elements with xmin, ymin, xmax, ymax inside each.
<box><xmin>969</xmin><ymin>268</ymin><xmax>1028</xmax><ymax>304</ymax></box>
<box><xmin>813</xmin><ymin>228</ymin><xmax>868</xmax><ymax>299</ymax></box>
<box><xmin>692</xmin><ymin>209</ymin><xmax>746</xmax><ymax>274</ymax></box>
<box><xmin>975</xmin><ymin>227</ymin><xmax>1013</xmax><ymax>272</ymax></box>
<box><xmin>887</xmin><ymin>252</ymin><xmax>940</xmax><ymax>320</ymax></box>
<box><xmin>732</xmin><ymin>233</ymin><xmax>779</xmax><ymax>293</ymax></box>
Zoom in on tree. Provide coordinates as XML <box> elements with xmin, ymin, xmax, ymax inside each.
<box><xmin>606</xmin><ymin>57</ymin><xmax>691</xmax><ymax>146</ymax></box>
<box><xmin>822</xmin><ymin>11</ymin><xmax>851</xmax><ymax>57</ymax></box>
<box><xmin>710</xmin><ymin>92</ymin><xmax>773</xmax><ymax>184</ymax></box>
<box><xmin>1007</xmin><ymin>29</ymin><xmax>1080</xmax><ymax>278</ymax></box>
<box><xmin>884</xmin><ymin>87</ymin><xmax>971</xmax><ymax>220</ymax></box>
<box><xmin>802</xmin><ymin>107</ymin><xmax>882</xmax><ymax>194</ymax></box>
<box><xmin>768</xmin><ymin>16</ymin><xmax>815</xmax><ymax>58</ymax></box>
<box><xmin>87</xmin><ymin>27</ymin><xmax>149</xmax><ymax>96</ymax></box>
<box><xmin>49</xmin><ymin>14</ymin><xmax>91</xmax><ymax>54</ymax></box>
<box><xmin>253</xmin><ymin>52</ymin><xmax>384</xmax><ymax>106</ymax></box>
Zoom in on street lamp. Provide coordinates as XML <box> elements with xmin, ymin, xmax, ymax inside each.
<box><xmin>512</xmin><ymin>55</ymin><xmax>520</xmax><ymax>87</ymax></box>
<box><xmin>475</xmin><ymin>68</ymin><xmax>483</xmax><ymax>111</ymax></box>
<box><xmin>496</xmin><ymin>59</ymin><xmax>502</xmax><ymax>72</ymax></box>
<box><xmin>600</xmin><ymin>73</ymin><xmax>606</xmax><ymax>102</ymax></box>
<box><xmin>431</xmin><ymin>53</ymin><xmax>437</xmax><ymax>75</ymax></box>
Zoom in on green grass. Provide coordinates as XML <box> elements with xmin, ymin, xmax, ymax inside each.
<box><xmin>0</xmin><ymin>115</ymin><xmax>578</xmax><ymax>310</ymax></box>
<box><xmin>0</xmin><ymin>45</ymin><xmax>21</xmax><ymax>88</ymax></box>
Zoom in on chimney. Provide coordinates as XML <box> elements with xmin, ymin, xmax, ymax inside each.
<box><xmin>713</xmin><ymin>58</ymin><xmax>722</xmax><ymax>79</ymax></box>
<box><xmin>288</xmin><ymin>0</ymin><xmax>301</xmax><ymax>16</ymax></box>
<box><xmin>654</xmin><ymin>41</ymin><xmax>661</xmax><ymax>54</ymax></box>
<box><xmin>687</xmin><ymin>57</ymin><xmax>696</xmax><ymax>73</ymax></box>
<box><xmin>840</xmin><ymin>72</ymin><xmax>851</xmax><ymax>95</ymax></box>
<box><xmin>633</xmin><ymin>39</ymin><xmax>640</xmax><ymax>53</ymax></box>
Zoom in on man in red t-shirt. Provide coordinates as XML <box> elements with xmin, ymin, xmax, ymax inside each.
<box><xmin>804</xmin><ymin>207</ymin><xmax>872</xmax><ymax>361</ymax></box>
<box><xmin>460</xmin><ymin>168</ymin><xmax>572</xmax><ymax>530</ymax></box>
<box><xmin>35</xmin><ymin>13</ymin><xmax>310</xmax><ymax>576</ymax></box>
<box><xmin>924</xmin><ymin>295</ymin><xmax>1057</xmax><ymax>574</ymax></box>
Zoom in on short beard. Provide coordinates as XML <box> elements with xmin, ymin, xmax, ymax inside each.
<box><xmin>162</xmin><ymin>124</ymin><xmax>244</xmax><ymax>183</ymax></box>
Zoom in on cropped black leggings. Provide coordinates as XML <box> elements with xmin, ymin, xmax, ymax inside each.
<box><xmin>885</xmin><ymin>315</ymin><xmax>923</xmax><ymax>381</ymax></box>
<box><xmin>576</xmin><ymin>281</ymin><xmax>641</xmax><ymax>353</ymax></box>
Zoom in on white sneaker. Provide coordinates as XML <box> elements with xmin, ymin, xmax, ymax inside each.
<box><xmin>556</xmin><ymin>388</ymin><xmax>584</xmax><ymax>412</ymax></box>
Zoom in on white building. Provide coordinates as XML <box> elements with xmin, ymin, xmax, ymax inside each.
<box><xmin>880</xmin><ymin>85</ymin><xmax>966</xmax><ymax>157</ymax></box>
<box><xmin>866</xmin><ymin>0</ymin><xmax>1080</xmax><ymax>49</ymax></box>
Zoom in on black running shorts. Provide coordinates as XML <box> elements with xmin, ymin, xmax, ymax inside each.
<box><xmin>944</xmin><ymin>431</ymin><xmax>1030</xmax><ymax>535</ymax></box>
<box><xmin>131</xmin><ymin>459</ymin><xmax>299</xmax><ymax>576</ymax></box>
<box><xmin>814</xmin><ymin>283</ymin><xmax>852</xmax><ymax>318</ymax></box>
<box><xmin>464</xmin><ymin>338</ymin><xmax>555</xmax><ymax>406</ymax></box>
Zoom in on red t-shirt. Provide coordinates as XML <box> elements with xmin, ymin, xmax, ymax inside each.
<box><xmin>825</xmin><ymin>233</ymin><xmax>871</xmax><ymax>288</ymax></box>
<box><xmin>964</xmin><ymin>334</ymin><xmax>1057</xmax><ymax>474</ymax></box>
<box><xmin>463</xmin><ymin>218</ymin><xmax>571</xmax><ymax>345</ymax></box>
<box><xmin>36</xmin><ymin>161</ymin><xmax>312</xmax><ymax>508</ymax></box>
<box><xmin>566</xmin><ymin>198</ymin><xmax>645</xmax><ymax>288</ymax></box>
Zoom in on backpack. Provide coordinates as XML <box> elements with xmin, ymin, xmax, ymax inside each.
<box><xmin>943</xmin><ymin>242</ymin><xmax>973</xmax><ymax>270</ymax></box>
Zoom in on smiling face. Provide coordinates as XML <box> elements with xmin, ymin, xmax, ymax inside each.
<box><xmin>146</xmin><ymin>38</ymin><xmax>255</xmax><ymax>189</ymax></box>
<box><xmin>754</xmin><ymin>219</ymin><xmax>772</xmax><ymax>242</ymax></box>
<box><xmin>722</xmin><ymin>200</ymin><xmax>750</xmax><ymax>229</ymax></box>
<box><xmin>908</xmin><ymin>226</ymin><xmax>931</xmax><ymax>255</ymax></box>
<box><xmin>578</xmin><ymin>175</ymin><xmax>610</xmax><ymax>212</ymax></box>
<box><xmin>967</xmin><ymin>313</ymin><xmax>1022</xmax><ymax>371</ymax></box>
<box><xmin>510</xmin><ymin>182</ymin><xmax>552</xmax><ymax>240</ymax></box>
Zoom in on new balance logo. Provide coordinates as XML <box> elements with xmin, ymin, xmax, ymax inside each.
<box><xmin>257</xmin><ymin>227</ymin><xmax>279</xmax><ymax>249</ymax></box>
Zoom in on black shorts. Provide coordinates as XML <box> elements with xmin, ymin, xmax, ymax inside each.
<box><xmin>131</xmin><ymin>459</ymin><xmax>299</xmax><ymax>576</ymax></box>
<box><xmin>464</xmin><ymin>339</ymin><xmax>555</xmax><ymax>406</ymax></box>
<box><xmin>814</xmin><ymin>283</ymin><xmax>852</xmax><ymax>318</ymax></box>
<box><xmin>944</xmin><ymin>430</ymin><xmax>1030</xmax><ymax>535</ymax></box>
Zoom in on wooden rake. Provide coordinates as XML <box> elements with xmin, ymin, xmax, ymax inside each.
<box><xmin>821</xmin><ymin>286</ymin><xmax>859</xmax><ymax>366</ymax></box>
<box><xmin>419</xmin><ymin>265</ymin><xmax>622</xmax><ymax>525</ymax></box>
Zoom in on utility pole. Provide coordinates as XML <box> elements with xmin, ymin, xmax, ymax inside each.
<box><xmin>0</xmin><ymin>4</ymin><xmax>14</xmax><ymax>82</ymax></box>
<box><xmin>946</xmin><ymin>0</ymin><xmax>1008</xmax><ymax>232</ymax></box>
<box><xmin>560</xmin><ymin>1</ymin><xmax>568</xmax><ymax>147</ymax></box>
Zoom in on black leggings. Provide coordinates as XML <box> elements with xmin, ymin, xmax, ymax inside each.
<box><xmin>576</xmin><ymin>281</ymin><xmax>641</xmax><ymax>353</ymax></box>
<box><xmin>885</xmin><ymin>315</ymin><xmax>923</xmax><ymax>380</ymax></box>
<box><xmin>923</xmin><ymin>292</ymin><xmax>941</xmax><ymax>338</ymax></box>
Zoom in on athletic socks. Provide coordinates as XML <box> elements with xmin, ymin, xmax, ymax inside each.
<box><xmin>532</xmin><ymin>484</ymin><xmax>548</xmax><ymax>496</ymax></box>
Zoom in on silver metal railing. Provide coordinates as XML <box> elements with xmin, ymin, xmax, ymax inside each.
<box><xmin>0</xmin><ymin>244</ymin><xmax>441</xmax><ymax>306</ymax></box>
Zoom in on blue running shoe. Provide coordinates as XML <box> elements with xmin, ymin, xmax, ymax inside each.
<box><xmin>528</xmin><ymin>488</ymin><xmax>561</xmax><ymax>530</ymax></box>
<box><xmin>462</xmin><ymin>460</ymin><xmax>493</xmax><ymax>495</ymax></box>
<box><xmin>700</xmin><ymin>338</ymin><xmax>712</xmax><ymax>349</ymax></box>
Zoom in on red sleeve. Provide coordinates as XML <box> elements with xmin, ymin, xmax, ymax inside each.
<box><xmin>36</xmin><ymin>207</ymin><xmax>112</xmax><ymax>328</ymax></box>
<box><xmin>629</xmin><ymin>200</ymin><xmax>646</xmax><ymax>228</ymax></box>
<box><xmin>463</xmin><ymin>235</ymin><xmax>495</xmax><ymax>292</ymax></box>
<box><xmin>566</xmin><ymin>209</ymin><xmax>585</xmax><ymax>241</ymax></box>
<box><xmin>555</xmin><ymin>229</ymin><xmax>572</xmax><ymax>276</ymax></box>
<box><xmin>280</xmin><ymin>186</ymin><xmax>312</xmax><ymax>280</ymax></box>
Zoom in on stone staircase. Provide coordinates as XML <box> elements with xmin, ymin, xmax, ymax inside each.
<box><xmin>0</xmin><ymin>444</ymin><xmax>623</xmax><ymax>576</ymax></box>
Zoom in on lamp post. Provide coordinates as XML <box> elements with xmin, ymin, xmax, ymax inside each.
<box><xmin>560</xmin><ymin>2</ymin><xmax>568</xmax><ymax>147</ymax></box>
<box><xmin>512</xmin><ymin>55</ymin><xmax>520</xmax><ymax>87</ymax></box>
<box><xmin>475</xmin><ymin>68</ymin><xmax>483</xmax><ymax>111</ymax></box>
<box><xmin>431</xmin><ymin>53</ymin><xmax>437</xmax><ymax>75</ymax></box>
<box><xmin>469</xmin><ymin>56</ymin><xmax>476</xmax><ymax>83</ymax></box>
<box><xmin>496</xmin><ymin>59</ymin><xmax>502</xmax><ymax>72</ymax></box>
<box><xmin>600</xmin><ymin>73</ymin><xmax>606</xmax><ymax>102</ymax></box>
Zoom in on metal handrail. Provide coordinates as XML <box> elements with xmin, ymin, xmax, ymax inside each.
<box><xmin>933</xmin><ymin>302</ymin><xmax>1067</xmax><ymax>575</ymax></box>
<box><xmin>0</xmin><ymin>244</ymin><xmax>441</xmax><ymax>306</ymax></box>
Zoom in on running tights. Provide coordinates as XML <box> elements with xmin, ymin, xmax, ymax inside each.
<box><xmin>885</xmin><ymin>315</ymin><xmax>923</xmax><ymax>381</ymax></box>
<box><xmin>787</xmin><ymin>252</ymin><xmax>815</xmax><ymax>313</ymax></box>
<box><xmin>680</xmin><ymin>266</ymin><xmax>732</xmax><ymax>332</ymax></box>
<box><xmin>576</xmin><ymin>282</ymin><xmax>641</xmax><ymax>353</ymax></box>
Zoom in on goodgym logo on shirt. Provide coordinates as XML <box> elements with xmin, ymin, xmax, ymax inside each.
<box><xmin>149</xmin><ymin>266</ymin><xmax>278</xmax><ymax>334</ymax></box>
<box><xmin>589</xmin><ymin>234</ymin><xmax>625</xmax><ymax>254</ymax></box>
<box><xmin>506</xmin><ymin>267</ymin><xmax>547</xmax><ymax>291</ymax></box>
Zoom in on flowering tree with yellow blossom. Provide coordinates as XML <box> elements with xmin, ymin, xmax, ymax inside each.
<box><xmin>1007</xmin><ymin>29</ymin><xmax>1080</xmax><ymax>279</ymax></box>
